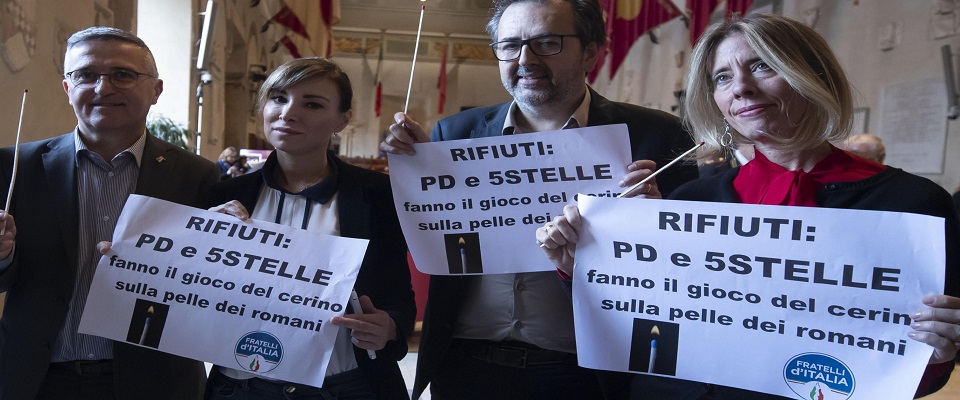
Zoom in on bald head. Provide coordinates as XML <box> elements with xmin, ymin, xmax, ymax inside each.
<box><xmin>840</xmin><ymin>134</ymin><xmax>885</xmax><ymax>164</ymax></box>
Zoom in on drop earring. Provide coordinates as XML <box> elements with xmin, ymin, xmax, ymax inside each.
<box><xmin>721</xmin><ymin>120</ymin><xmax>733</xmax><ymax>147</ymax></box>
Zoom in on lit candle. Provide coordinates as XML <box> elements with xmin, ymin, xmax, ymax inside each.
<box><xmin>648</xmin><ymin>325</ymin><xmax>660</xmax><ymax>373</ymax></box>
<box><xmin>139</xmin><ymin>306</ymin><xmax>154</xmax><ymax>345</ymax></box>
<box><xmin>458</xmin><ymin>237</ymin><xmax>468</xmax><ymax>272</ymax></box>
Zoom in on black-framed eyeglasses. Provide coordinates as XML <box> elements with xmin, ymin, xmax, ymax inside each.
<box><xmin>489</xmin><ymin>34</ymin><xmax>579</xmax><ymax>61</ymax></box>
<box><xmin>65</xmin><ymin>68</ymin><xmax>156</xmax><ymax>89</ymax></box>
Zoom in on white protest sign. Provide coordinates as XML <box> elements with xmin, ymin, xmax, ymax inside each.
<box><xmin>79</xmin><ymin>195</ymin><xmax>369</xmax><ymax>388</ymax></box>
<box><xmin>573</xmin><ymin>196</ymin><xmax>945</xmax><ymax>400</ymax></box>
<box><xmin>389</xmin><ymin>124</ymin><xmax>631</xmax><ymax>275</ymax></box>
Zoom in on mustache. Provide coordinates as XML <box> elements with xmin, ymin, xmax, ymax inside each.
<box><xmin>514</xmin><ymin>66</ymin><xmax>546</xmax><ymax>78</ymax></box>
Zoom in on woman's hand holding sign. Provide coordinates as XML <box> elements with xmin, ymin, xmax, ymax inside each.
<box><xmin>910</xmin><ymin>294</ymin><xmax>960</xmax><ymax>364</ymax></box>
<box><xmin>209</xmin><ymin>200</ymin><xmax>250</xmax><ymax>221</ymax></box>
<box><xmin>332</xmin><ymin>295</ymin><xmax>398</xmax><ymax>351</ymax></box>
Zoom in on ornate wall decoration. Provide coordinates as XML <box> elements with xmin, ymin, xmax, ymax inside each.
<box><xmin>1</xmin><ymin>0</ymin><xmax>37</xmax><ymax>73</ymax></box>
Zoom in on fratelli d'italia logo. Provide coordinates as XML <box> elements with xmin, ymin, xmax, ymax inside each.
<box><xmin>235</xmin><ymin>331</ymin><xmax>283</xmax><ymax>373</ymax></box>
<box><xmin>783</xmin><ymin>353</ymin><xmax>855</xmax><ymax>400</ymax></box>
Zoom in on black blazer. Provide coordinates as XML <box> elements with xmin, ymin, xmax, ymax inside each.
<box><xmin>412</xmin><ymin>88</ymin><xmax>699</xmax><ymax>399</ymax></box>
<box><xmin>0</xmin><ymin>132</ymin><xmax>219</xmax><ymax>400</ymax></box>
<box><xmin>208</xmin><ymin>153</ymin><xmax>415</xmax><ymax>400</ymax></box>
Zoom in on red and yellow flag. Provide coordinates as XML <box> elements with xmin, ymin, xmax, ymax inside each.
<box><xmin>725</xmin><ymin>0</ymin><xmax>754</xmax><ymax>19</ymax></box>
<box><xmin>687</xmin><ymin>0</ymin><xmax>721</xmax><ymax>45</ymax></box>
<box><xmin>374</xmin><ymin>39</ymin><xmax>383</xmax><ymax>117</ymax></box>
<box><xmin>262</xmin><ymin>0</ymin><xmax>340</xmax><ymax>58</ymax></box>
<box><xmin>605</xmin><ymin>0</ymin><xmax>682</xmax><ymax>80</ymax></box>
<box><xmin>438</xmin><ymin>43</ymin><xmax>448</xmax><ymax>114</ymax></box>
<box><xmin>688</xmin><ymin>0</ymin><xmax>753</xmax><ymax>46</ymax></box>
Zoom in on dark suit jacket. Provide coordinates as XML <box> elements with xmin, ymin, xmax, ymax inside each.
<box><xmin>0</xmin><ymin>132</ymin><xmax>219</xmax><ymax>399</ymax></box>
<box><xmin>412</xmin><ymin>88</ymin><xmax>699</xmax><ymax>399</ymax></box>
<box><xmin>697</xmin><ymin>148</ymin><xmax>741</xmax><ymax>179</ymax></box>
<box><xmin>208</xmin><ymin>153</ymin><xmax>415</xmax><ymax>400</ymax></box>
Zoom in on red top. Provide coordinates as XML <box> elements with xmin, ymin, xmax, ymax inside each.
<box><xmin>733</xmin><ymin>146</ymin><xmax>884</xmax><ymax>206</ymax></box>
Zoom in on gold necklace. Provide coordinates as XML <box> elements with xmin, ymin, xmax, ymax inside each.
<box><xmin>290</xmin><ymin>175</ymin><xmax>326</xmax><ymax>192</ymax></box>
<box><xmin>277</xmin><ymin>169</ymin><xmax>328</xmax><ymax>193</ymax></box>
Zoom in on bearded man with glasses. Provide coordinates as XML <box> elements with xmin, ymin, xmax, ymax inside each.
<box><xmin>380</xmin><ymin>1</ymin><xmax>698</xmax><ymax>399</ymax></box>
<box><xmin>0</xmin><ymin>26</ymin><xmax>217</xmax><ymax>400</ymax></box>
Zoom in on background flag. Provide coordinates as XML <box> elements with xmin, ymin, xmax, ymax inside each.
<box><xmin>725</xmin><ymin>0</ymin><xmax>754</xmax><ymax>19</ymax></box>
<box><xmin>374</xmin><ymin>39</ymin><xmax>383</xmax><ymax>117</ymax></box>
<box><xmin>438</xmin><ymin>43</ymin><xmax>448</xmax><ymax>114</ymax></box>
<box><xmin>687</xmin><ymin>0</ymin><xmax>721</xmax><ymax>45</ymax></box>
<box><xmin>279</xmin><ymin>35</ymin><xmax>301</xmax><ymax>58</ymax></box>
<box><xmin>271</xmin><ymin>5</ymin><xmax>310</xmax><ymax>39</ymax></box>
<box><xmin>606</xmin><ymin>0</ymin><xmax>682</xmax><ymax>80</ymax></box>
<box><xmin>255</xmin><ymin>0</ymin><xmax>340</xmax><ymax>58</ymax></box>
<box><xmin>588</xmin><ymin>0</ymin><xmax>616</xmax><ymax>84</ymax></box>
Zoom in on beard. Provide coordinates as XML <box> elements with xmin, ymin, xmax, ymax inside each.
<box><xmin>503</xmin><ymin>65</ymin><xmax>583</xmax><ymax>110</ymax></box>
<box><xmin>503</xmin><ymin>66</ymin><xmax>558</xmax><ymax>108</ymax></box>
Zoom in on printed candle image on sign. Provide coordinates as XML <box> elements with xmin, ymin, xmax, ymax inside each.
<box><xmin>444</xmin><ymin>232</ymin><xmax>482</xmax><ymax>274</ymax></box>
<box><xmin>628</xmin><ymin>318</ymin><xmax>678</xmax><ymax>376</ymax></box>
<box><xmin>78</xmin><ymin>195</ymin><xmax>369</xmax><ymax>388</ymax></box>
<box><xmin>125</xmin><ymin>299</ymin><xmax>168</xmax><ymax>348</ymax></box>
<box><xmin>236</xmin><ymin>331</ymin><xmax>284</xmax><ymax>373</ymax></box>
<box><xmin>389</xmin><ymin>124</ymin><xmax>631</xmax><ymax>275</ymax></box>
<box><xmin>783</xmin><ymin>353</ymin><xmax>855</xmax><ymax>400</ymax></box>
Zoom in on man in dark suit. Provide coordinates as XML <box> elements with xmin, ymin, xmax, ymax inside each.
<box><xmin>0</xmin><ymin>27</ymin><xmax>218</xmax><ymax>400</ymax></box>
<box><xmin>380</xmin><ymin>1</ymin><xmax>698</xmax><ymax>399</ymax></box>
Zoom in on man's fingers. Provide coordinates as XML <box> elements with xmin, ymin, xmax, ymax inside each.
<box><xmin>97</xmin><ymin>241</ymin><xmax>112</xmax><ymax>255</ymax></box>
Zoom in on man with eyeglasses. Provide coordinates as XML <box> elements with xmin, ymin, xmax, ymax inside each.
<box><xmin>0</xmin><ymin>27</ymin><xmax>217</xmax><ymax>400</ymax></box>
<box><xmin>380</xmin><ymin>1</ymin><xmax>697</xmax><ymax>399</ymax></box>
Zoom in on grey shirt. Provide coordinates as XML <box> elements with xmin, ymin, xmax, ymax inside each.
<box><xmin>451</xmin><ymin>89</ymin><xmax>592</xmax><ymax>354</ymax></box>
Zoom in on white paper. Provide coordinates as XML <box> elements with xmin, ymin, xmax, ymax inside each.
<box><xmin>573</xmin><ymin>196</ymin><xmax>944</xmax><ymax>400</ymax></box>
<box><xmin>881</xmin><ymin>79</ymin><xmax>949</xmax><ymax>174</ymax></box>
<box><xmin>79</xmin><ymin>195</ymin><xmax>369</xmax><ymax>388</ymax></box>
<box><xmin>388</xmin><ymin>125</ymin><xmax>631</xmax><ymax>275</ymax></box>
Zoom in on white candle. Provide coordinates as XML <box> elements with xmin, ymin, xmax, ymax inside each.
<box><xmin>403</xmin><ymin>5</ymin><xmax>426</xmax><ymax>115</ymax></box>
<box><xmin>1</xmin><ymin>90</ymin><xmax>27</xmax><ymax>236</ymax></box>
<box><xmin>647</xmin><ymin>339</ymin><xmax>657</xmax><ymax>373</ymax></box>
<box><xmin>648</xmin><ymin>325</ymin><xmax>660</xmax><ymax>373</ymax></box>
<box><xmin>458</xmin><ymin>237</ymin><xmax>467</xmax><ymax>272</ymax></box>
<box><xmin>139</xmin><ymin>306</ymin><xmax>154</xmax><ymax>345</ymax></box>
<box><xmin>618</xmin><ymin>142</ymin><xmax>704</xmax><ymax>198</ymax></box>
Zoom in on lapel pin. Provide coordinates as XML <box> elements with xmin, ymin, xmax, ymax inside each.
<box><xmin>156</xmin><ymin>156</ymin><xmax>166</xmax><ymax>163</ymax></box>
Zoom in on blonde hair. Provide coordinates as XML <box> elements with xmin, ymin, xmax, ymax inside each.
<box><xmin>840</xmin><ymin>133</ymin><xmax>885</xmax><ymax>163</ymax></box>
<box><xmin>218</xmin><ymin>146</ymin><xmax>238</xmax><ymax>162</ymax></box>
<box><xmin>683</xmin><ymin>13</ymin><xmax>854</xmax><ymax>161</ymax></box>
